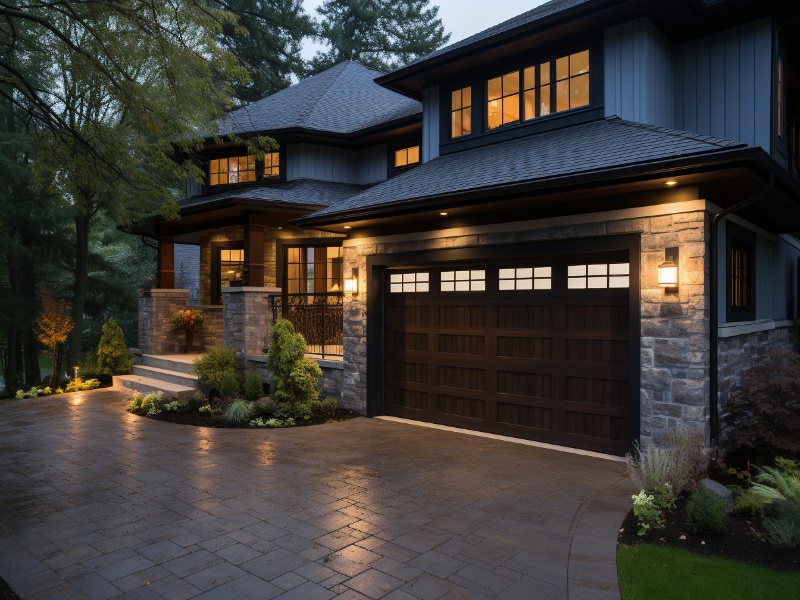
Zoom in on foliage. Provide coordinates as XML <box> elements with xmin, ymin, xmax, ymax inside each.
<box><xmin>64</xmin><ymin>378</ymin><xmax>101</xmax><ymax>392</ymax></box>
<box><xmin>724</xmin><ymin>348</ymin><xmax>800</xmax><ymax>456</ymax></box>
<box><xmin>217</xmin><ymin>0</ymin><xmax>314</xmax><ymax>102</ymax></box>
<box><xmin>626</xmin><ymin>430</ymin><xmax>710</xmax><ymax>499</ymax></box>
<box><xmin>307</xmin><ymin>0</ymin><xmax>450</xmax><ymax>74</ymax></box>
<box><xmin>169</xmin><ymin>309</ymin><xmax>204</xmax><ymax>333</ymax></box>
<box><xmin>734</xmin><ymin>490</ymin><xmax>768</xmax><ymax>519</ymax></box>
<box><xmin>751</xmin><ymin>459</ymin><xmax>800</xmax><ymax>548</ymax></box>
<box><xmin>192</xmin><ymin>347</ymin><xmax>239</xmax><ymax>390</ymax></box>
<box><xmin>320</xmin><ymin>398</ymin><xmax>338</xmax><ymax>417</ymax></box>
<box><xmin>686</xmin><ymin>486</ymin><xmax>729</xmax><ymax>534</ymax></box>
<box><xmin>96</xmin><ymin>317</ymin><xmax>133</xmax><ymax>376</ymax></box>
<box><xmin>267</xmin><ymin>319</ymin><xmax>322</xmax><ymax>409</ymax></box>
<box><xmin>219</xmin><ymin>372</ymin><xmax>241</xmax><ymax>398</ymax></box>
<box><xmin>187</xmin><ymin>390</ymin><xmax>208</xmax><ymax>411</ymax></box>
<box><xmin>224</xmin><ymin>399</ymin><xmax>253</xmax><ymax>424</ymax></box>
<box><xmin>15</xmin><ymin>385</ymin><xmax>63</xmax><ymax>399</ymax></box>
<box><xmin>128</xmin><ymin>392</ymin><xmax>164</xmax><ymax>416</ymax></box>
<box><xmin>36</xmin><ymin>292</ymin><xmax>74</xmax><ymax>387</ymax></box>
<box><xmin>631</xmin><ymin>491</ymin><xmax>664</xmax><ymax>536</ymax></box>
<box><xmin>249</xmin><ymin>416</ymin><xmax>295</xmax><ymax>428</ymax></box>
<box><xmin>162</xmin><ymin>400</ymin><xmax>189</xmax><ymax>413</ymax></box>
<box><xmin>617</xmin><ymin>543</ymin><xmax>800</xmax><ymax>600</ymax></box>
<box><xmin>244</xmin><ymin>370</ymin><xmax>265</xmax><ymax>402</ymax></box>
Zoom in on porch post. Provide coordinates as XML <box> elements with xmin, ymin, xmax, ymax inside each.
<box><xmin>243</xmin><ymin>213</ymin><xmax>265</xmax><ymax>287</ymax></box>
<box><xmin>157</xmin><ymin>235</ymin><xmax>175</xmax><ymax>289</ymax></box>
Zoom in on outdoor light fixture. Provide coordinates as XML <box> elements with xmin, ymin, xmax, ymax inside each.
<box><xmin>73</xmin><ymin>366</ymin><xmax>79</xmax><ymax>379</ymax></box>
<box><xmin>665</xmin><ymin>180</ymin><xmax>679</xmax><ymax>187</ymax></box>
<box><xmin>658</xmin><ymin>247</ymin><xmax>679</xmax><ymax>293</ymax></box>
<box><xmin>344</xmin><ymin>267</ymin><xmax>359</xmax><ymax>294</ymax></box>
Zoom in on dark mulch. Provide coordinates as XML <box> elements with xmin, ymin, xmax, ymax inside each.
<box><xmin>148</xmin><ymin>408</ymin><xmax>360</xmax><ymax>428</ymax></box>
<box><xmin>618</xmin><ymin>491</ymin><xmax>800</xmax><ymax>571</ymax></box>
<box><xmin>0</xmin><ymin>577</ymin><xmax>19</xmax><ymax>600</ymax></box>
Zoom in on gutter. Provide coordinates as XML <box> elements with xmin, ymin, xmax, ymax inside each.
<box><xmin>709</xmin><ymin>175</ymin><xmax>773</xmax><ymax>447</ymax></box>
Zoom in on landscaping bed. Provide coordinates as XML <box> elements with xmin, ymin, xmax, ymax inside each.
<box><xmin>146</xmin><ymin>406</ymin><xmax>360</xmax><ymax>428</ymax></box>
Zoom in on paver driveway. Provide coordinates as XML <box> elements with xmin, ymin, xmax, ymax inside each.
<box><xmin>0</xmin><ymin>389</ymin><xmax>634</xmax><ymax>600</ymax></box>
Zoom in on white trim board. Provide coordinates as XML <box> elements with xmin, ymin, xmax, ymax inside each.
<box><xmin>375</xmin><ymin>416</ymin><xmax>627</xmax><ymax>463</ymax></box>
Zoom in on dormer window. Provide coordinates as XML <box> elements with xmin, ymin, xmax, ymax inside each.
<box><xmin>451</xmin><ymin>86</ymin><xmax>472</xmax><ymax>138</ymax></box>
<box><xmin>487</xmin><ymin>72</ymin><xmax>520</xmax><ymax>129</ymax></box>
<box><xmin>264</xmin><ymin>151</ymin><xmax>280</xmax><ymax>179</ymax></box>
<box><xmin>394</xmin><ymin>145</ymin><xmax>420</xmax><ymax>169</ymax></box>
<box><xmin>209</xmin><ymin>156</ymin><xmax>256</xmax><ymax>186</ymax></box>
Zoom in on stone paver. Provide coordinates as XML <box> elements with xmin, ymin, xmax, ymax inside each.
<box><xmin>0</xmin><ymin>389</ymin><xmax>634</xmax><ymax>599</ymax></box>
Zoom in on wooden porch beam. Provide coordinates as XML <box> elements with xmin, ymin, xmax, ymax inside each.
<box><xmin>244</xmin><ymin>216</ymin><xmax>265</xmax><ymax>287</ymax></box>
<box><xmin>157</xmin><ymin>236</ymin><xmax>175</xmax><ymax>289</ymax></box>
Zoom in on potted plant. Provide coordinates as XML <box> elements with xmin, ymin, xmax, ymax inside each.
<box><xmin>169</xmin><ymin>309</ymin><xmax>204</xmax><ymax>353</ymax></box>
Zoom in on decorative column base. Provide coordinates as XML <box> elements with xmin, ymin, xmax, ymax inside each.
<box><xmin>138</xmin><ymin>288</ymin><xmax>190</xmax><ymax>354</ymax></box>
<box><xmin>222</xmin><ymin>287</ymin><xmax>282</xmax><ymax>363</ymax></box>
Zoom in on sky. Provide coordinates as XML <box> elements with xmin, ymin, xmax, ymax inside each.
<box><xmin>300</xmin><ymin>0</ymin><xmax>550</xmax><ymax>60</ymax></box>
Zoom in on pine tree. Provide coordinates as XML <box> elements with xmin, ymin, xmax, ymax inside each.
<box><xmin>218</xmin><ymin>0</ymin><xmax>314</xmax><ymax>103</ymax></box>
<box><xmin>96</xmin><ymin>317</ymin><xmax>133</xmax><ymax>377</ymax></box>
<box><xmin>307</xmin><ymin>0</ymin><xmax>450</xmax><ymax>75</ymax></box>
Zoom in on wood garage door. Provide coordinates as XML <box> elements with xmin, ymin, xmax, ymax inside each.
<box><xmin>384</xmin><ymin>256</ymin><xmax>634</xmax><ymax>455</ymax></box>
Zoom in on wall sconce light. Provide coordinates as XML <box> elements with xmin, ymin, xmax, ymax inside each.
<box><xmin>344</xmin><ymin>267</ymin><xmax>359</xmax><ymax>294</ymax></box>
<box><xmin>658</xmin><ymin>247</ymin><xmax>679</xmax><ymax>293</ymax></box>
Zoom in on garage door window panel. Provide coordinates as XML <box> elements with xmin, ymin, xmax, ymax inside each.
<box><xmin>441</xmin><ymin>270</ymin><xmax>485</xmax><ymax>291</ymax></box>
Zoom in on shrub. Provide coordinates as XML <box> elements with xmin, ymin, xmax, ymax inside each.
<box><xmin>224</xmin><ymin>399</ymin><xmax>252</xmax><ymax>424</ymax></box>
<box><xmin>751</xmin><ymin>459</ymin><xmax>800</xmax><ymax>548</ymax></box>
<box><xmin>65</xmin><ymin>377</ymin><xmax>101</xmax><ymax>392</ymax></box>
<box><xmin>724</xmin><ymin>348</ymin><xmax>800</xmax><ymax>457</ymax></box>
<box><xmin>187</xmin><ymin>390</ymin><xmax>207</xmax><ymax>411</ymax></box>
<box><xmin>192</xmin><ymin>347</ymin><xmax>238</xmax><ymax>390</ymax></box>
<box><xmin>320</xmin><ymin>398</ymin><xmax>338</xmax><ymax>417</ymax></box>
<box><xmin>15</xmin><ymin>386</ymin><xmax>61</xmax><ymax>399</ymax></box>
<box><xmin>252</xmin><ymin>396</ymin><xmax>274</xmax><ymax>417</ymax></box>
<box><xmin>735</xmin><ymin>490</ymin><xmax>768</xmax><ymax>518</ymax></box>
<box><xmin>626</xmin><ymin>430</ymin><xmax>709</xmax><ymax>500</ymax></box>
<box><xmin>267</xmin><ymin>319</ymin><xmax>322</xmax><ymax>408</ymax></box>
<box><xmin>244</xmin><ymin>370</ymin><xmax>264</xmax><ymax>402</ymax></box>
<box><xmin>162</xmin><ymin>400</ymin><xmax>188</xmax><ymax>412</ymax></box>
<box><xmin>249</xmin><ymin>416</ymin><xmax>295</xmax><ymax>428</ymax></box>
<box><xmin>128</xmin><ymin>392</ymin><xmax>163</xmax><ymax>416</ymax></box>
<box><xmin>632</xmin><ymin>491</ymin><xmax>663</xmax><ymax>536</ymax></box>
<box><xmin>686</xmin><ymin>486</ymin><xmax>729</xmax><ymax>534</ymax></box>
<box><xmin>96</xmin><ymin>317</ymin><xmax>133</xmax><ymax>376</ymax></box>
<box><xmin>219</xmin><ymin>372</ymin><xmax>240</xmax><ymax>398</ymax></box>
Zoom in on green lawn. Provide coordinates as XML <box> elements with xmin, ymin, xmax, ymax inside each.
<box><xmin>618</xmin><ymin>543</ymin><xmax>800</xmax><ymax>600</ymax></box>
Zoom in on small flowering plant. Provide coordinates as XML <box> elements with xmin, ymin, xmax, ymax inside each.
<box><xmin>170</xmin><ymin>309</ymin><xmax>204</xmax><ymax>332</ymax></box>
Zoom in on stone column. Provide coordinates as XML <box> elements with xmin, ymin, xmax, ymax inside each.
<box><xmin>138</xmin><ymin>288</ymin><xmax>190</xmax><ymax>354</ymax></box>
<box><xmin>222</xmin><ymin>287</ymin><xmax>281</xmax><ymax>364</ymax></box>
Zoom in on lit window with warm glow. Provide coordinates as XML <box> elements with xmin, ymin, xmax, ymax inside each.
<box><xmin>394</xmin><ymin>145</ymin><xmax>420</xmax><ymax>168</ymax></box>
<box><xmin>451</xmin><ymin>86</ymin><xmax>472</xmax><ymax>138</ymax></box>
<box><xmin>209</xmin><ymin>156</ymin><xmax>256</xmax><ymax>186</ymax></box>
<box><xmin>487</xmin><ymin>71</ymin><xmax>520</xmax><ymax>129</ymax></box>
<box><xmin>264</xmin><ymin>151</ymin><xmax>280</xmax><ymax>179</ymax></box>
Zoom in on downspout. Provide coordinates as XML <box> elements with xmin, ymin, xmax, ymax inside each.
<box><xmin>709</xmin><ymin>175</ymin><xmax>773</xmax><ymax>447</ymax></box>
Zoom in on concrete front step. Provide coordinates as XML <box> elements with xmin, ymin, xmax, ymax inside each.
<box><xmin>113</xmin><ymin>374</ymin><xmax>196</xmax><ymax>400</ymax></box>
<box><xmin>132</xmin><ymin>365</ymin><xmax>199</xmax><ymax>388</ymax></box>
<box><xmin>140</xmin><ymin>354</ymin><xmax>201</xmax><ymax>375</ymax></box>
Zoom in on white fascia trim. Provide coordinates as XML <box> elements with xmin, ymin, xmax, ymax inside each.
<box><xmin>375</xmin><ymin>416</ymin><xmax>626</xmax><ymax>463</ymax></box>
<box><xmin>718</xmin><ymin>319</ymin><xmax>798</xmax><ymax>338</ymax></box>
<box><xmin>344</xmin><ymin>200</ymin><xmax>709</xmax><ymax>247</ymax></box>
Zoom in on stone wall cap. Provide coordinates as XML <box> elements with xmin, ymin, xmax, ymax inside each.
<box><xmin>718</xmin><ymin>318</ymin><xmax>798</xmax><ymax>338</ymax></box>
<box><xmin>139</xmin><ymin>288</ymin><xmax>190</xmax><ymax>296</ymax></box>
<box><xmin>221</xmin><ymin>287</ymin><xmax>282</xmax><ymax>294</ymax></box>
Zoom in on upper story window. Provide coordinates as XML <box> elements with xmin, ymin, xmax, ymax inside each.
<box><xmin>209</xmin><ymin>156</ymin><xmax>256</xmax><ymax>185</ymax></box>
<box><xmin>394</xmin><ymin>145</ymin><xmax>420</xmax><ymax>169</ymax></box>
<box><xmin>485</xmin><ymin>49</ymin><xmax>590</xmax><ymax>131</ymax></box>
<box><xmin>264</xmin><ymin>151</ymin><xmax>280</xmax><ymax>179</ymax></box>
<box><xmin>451</xmin><ymin>86</ymin><xmax>472</xmax><ymax>138</ymax></box>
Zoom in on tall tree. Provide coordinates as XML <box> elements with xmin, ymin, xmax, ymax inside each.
<box><xmin>308</xmin><ymin>0</ymin><xmax>450</xmax><ymax>75</ymax></box>
<box><xmin>217</xmin><ymin>0</ymin><xmax>314</xmax><ymax>103</ymax></box>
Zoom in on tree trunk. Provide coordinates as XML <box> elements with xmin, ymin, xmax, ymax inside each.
<box><xmin>20</xmin><ymin>231</ymin><xmax>40</xmax><ymax>386</ymax></box>
<box><xmin>67</xmin><ymin>212</ymin><xmax>90</xmax><ymax>369</ymax></box>
<box><xmin>4</xmin><ymin>325</ymin><xmax>17</xmax><ymax>393</ymax></box>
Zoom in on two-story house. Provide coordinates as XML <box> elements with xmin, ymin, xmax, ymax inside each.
<box><xmin>129</xmin><ymin>0</ymin><xmax>800</xmax><ymax>457</ymax></box>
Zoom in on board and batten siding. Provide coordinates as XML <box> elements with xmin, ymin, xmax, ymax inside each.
<box><xmin>674</xmin><ymin>18</ymin><xmax>772</xmax><ymax>152</ymax></box>
<box><xmin>604</xmin><ymin>19</ymin><xmax>675</xmax><ymax>129</ymax></box>
<box><xmin>286</xmin><ymin>143</ymin><xmax>387</xmax><ymax>185</ymax></box>
<box><xmin>422</xmin><ymin>85</ymin><xmax>440</xmax><ymax>163</ymax></box>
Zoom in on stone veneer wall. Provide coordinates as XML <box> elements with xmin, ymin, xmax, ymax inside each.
<box><xmin>199</xmin><ymin>307</ymin><xmax>224</xmax><ymax>349</ymax></box>
<box><xmin>138</xmin><ymin>288</ymin><xmax>190</xmax><ymax>354</ymax></box>
<box><xmin>222</xmin><ymin>287</ymin><xmax>280</xmax><ymax>359</ymax></box>
<box><xmin>341</xmin><ymin>205</ymin><xmax>711</xmax><ymax>441</ymax></box>
<box><xmin>248</xmin><ymin>356</ymin><xmax>344</xmax><ymax>400</ymax></box>
<box><xmin>717</xmin><ymin>322</ymin><xmax>798</xmax><ymax>446</ymax></box>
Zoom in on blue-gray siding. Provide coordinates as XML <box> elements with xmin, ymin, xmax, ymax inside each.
<box><xmin>674</xmin><ymin>18</ymin><xmax>772</xmax><ymax>153</ymax></box>
<box><xmin>422</xmin><ymin>85</ymin><xmax>441</xmax><ymax>163</ymax></box>
<box><xmin>287</xmin><ymin>143</ymin><xmax>387</xmax><ymax>185</ymax></box>
<box><xmin>174</xmin><ymin>244</ymin><xmax>200</xmax><ymax>306</ymax></box>
<box><xmin>604</xmin><ymin>19</ymin><xmax>675</xmax><ymax>129</ymax></box>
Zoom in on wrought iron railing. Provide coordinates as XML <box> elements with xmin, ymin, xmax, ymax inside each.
<box><xmin>272</xmin><ymin>294</ymin><xmax>343</xmax><ymax>359</ymax></box>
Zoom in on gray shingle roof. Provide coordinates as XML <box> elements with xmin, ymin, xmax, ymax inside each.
<box><xmin>179</xmin><ymin>179</ymin><xmax>369</xmax><ymax>212</ymax></box>
<box><xmin>302</xmin><ymin>117</ymin><xmax>748</xmax><ymax>220</ymax></box>
<box><xmin>215</xmin><ymin>62</ymin><xmax>421</xmax><ymax>137</ymax></box>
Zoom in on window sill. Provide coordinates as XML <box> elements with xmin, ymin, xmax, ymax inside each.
<box><xmin>718</xmin><ymin>318</ymin><xmax>797</xmax><ymax>338</ymax></box>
